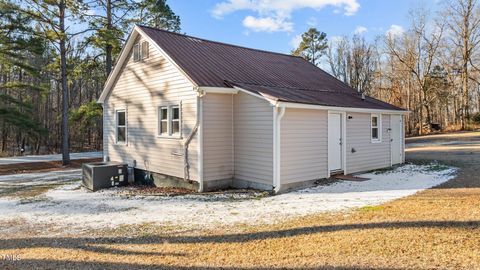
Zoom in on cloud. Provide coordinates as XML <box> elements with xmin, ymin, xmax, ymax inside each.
<box><xmin>290</xmin><ymin>34</ymin><xmax>303</xmax><ymax>48</ymax></box>
<box><xmin>212</xmin><ymin>0</ymin><xmax>360</xmax><ymax>32</ymax></box>
<box><xmin>243</xmin><ymin>15</ymin><xmax>294</xmax><ymax>32</ymax></box>
<box><xmin>354</xmin><ymin>25</ymin><xmax>367</xmax><ymax>35</ymax></box>
<box><xmin>386</xmin><ymin>24</ymin><xmax>404</xmax><ymax>37</ymax></box>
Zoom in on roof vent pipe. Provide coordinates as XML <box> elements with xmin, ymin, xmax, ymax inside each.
<box><xmin>361</xmin><ymin>92</ymin><xmax>365</xmax><ymax>100</ymax></box>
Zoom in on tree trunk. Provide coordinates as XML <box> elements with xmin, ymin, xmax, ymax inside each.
<box><xmin>105</xmin><ymin>0</ymin><xmax>113</xmax><ymax>76</ymax></box>
<box><xmin>59</xmin><ymin>0</ymin><xmax>70</xmax><ymax>165</ymax></box>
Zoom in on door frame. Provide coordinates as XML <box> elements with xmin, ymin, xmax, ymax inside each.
<box><xmin>390</xmin><ymin>114</ymin><xmax>403</xmax><ymax>166</ymax></box>
<box><xmin>327</xmin><ymin>111</ymin><xmax>347</xmax><ymax>177</ymax></box>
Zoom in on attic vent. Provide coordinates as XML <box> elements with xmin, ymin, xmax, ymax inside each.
<box><xmin>186</xmin><ymin>37</ymin><xmax>203</xmax><ymax>43</ymax></box>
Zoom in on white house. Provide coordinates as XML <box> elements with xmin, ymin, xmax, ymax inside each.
<box><xmin>98</xmin><ymin>25</ymin><xmax>407</xmax><ymax>193</ymax></box>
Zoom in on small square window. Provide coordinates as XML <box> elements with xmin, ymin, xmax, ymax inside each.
<box><xmin>157</xmin><ymin>104</ymin><xmax>181</xmax><ymax>137</ymax></box>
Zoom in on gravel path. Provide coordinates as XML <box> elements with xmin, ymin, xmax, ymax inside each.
<box><xmin>0</xmin><ymin>152</ymin><xmax>102</xmax><ymax>165</ymax></box>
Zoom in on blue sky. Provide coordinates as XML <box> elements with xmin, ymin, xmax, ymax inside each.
<box><xmin>168</xmin><ymin>0</ymin><xmax>440</xmax><ymax>54</ymax></box>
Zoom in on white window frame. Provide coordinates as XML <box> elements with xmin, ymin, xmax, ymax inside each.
<box><xmin>133</xmin><ymin>43</ymin><xmax>140</xmax><ymax>62</ymax></box>
<box><xmin>157</xmin><ymin>103</ymin><xmax>182</xmax><ymax>139</ymax></box>
<box><xmin>115</xmin><ymin>109</ymin><xmax>127</xmax><ymax>145</ymax></box>
<box><xmin>171</xmin><ymin>105</ymin><xmax>180</xmax><ymax>136</ymax></box>
<box><xmin>158</xmin><ymin>106</ymin><xmax>169</xmax><ymax>136</ymax></box>
<box><xmin>371</xmin><ymin>114</ymin><xmax>382</xmax><ymax>143</ymax></box>
<box><xmin>141</xmin><ymin>40</ymin><xmax>149</xmax><ymax>59</ymax></box>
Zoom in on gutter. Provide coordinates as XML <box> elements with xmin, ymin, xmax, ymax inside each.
<box><xmin>277</xmin><ymin>101</ymin><xmax>410</xmax><ymax>115</ymax></box>
<box><xmin>273</xmin><ymin>104</ymin><xmax>286</xmax><ymax>194</ymax></box>
<box><xmin>184</xmin><ymin>87</ymin><xmax>205</xmax><ymax>192</ymax></box>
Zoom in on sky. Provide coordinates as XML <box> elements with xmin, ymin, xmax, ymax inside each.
<box><xmin>167</xmin><ymin>0</ymin><xmax>441</xmax><ymax>54</ymax></box>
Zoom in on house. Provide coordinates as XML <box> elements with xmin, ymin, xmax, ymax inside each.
<box><xmin>98</xmin><ymin>25</ymin><xmax>407</xmax><ymax>193</ymax></box>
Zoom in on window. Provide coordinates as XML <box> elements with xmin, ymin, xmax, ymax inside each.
<box><xmin>171</xmin><ymin>106</ymin><xmax>180</xmax><ymax>135</ymax></box>
<box><xmin>141</xmin><ymin>41</ymin><xmax>149</xmax><ymax>59</ymax></box>
<box><xmin>133</xmin><ymin>43</ymin><xmax>140</xmax><ymax>61</ymax></box>
<box><xmin>116</xmin><ymin>110</ymin><xmax>126</xmax><ymax>144</ymax></box>
<box><xmin>158</xmin><ymin>104</ymin><xmax>181</xmax><ymax>137</ymax></box>
<box><xmin>371</xmin><ymin>114</ymin><xmax>381</xmax><ymax>142</ymax></box>
<box><xmin>159</xmin><ymin>107</ymin><xmax>168</xmax><ymax>135</ymax></box>
<box><xmin>133</xmin><ymin>41</ymin><xmax>149</xmax><ymax>62</ymax></box>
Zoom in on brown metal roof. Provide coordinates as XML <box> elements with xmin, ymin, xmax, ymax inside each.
<box><xmin>139</xmin><ymin>25</ymin><xmax>404</xmax><ymax>111</ymax></box>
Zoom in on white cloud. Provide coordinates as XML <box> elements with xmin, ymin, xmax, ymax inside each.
<box><xmin>290</xmin><ymin>34</ymin><xmax>303</xmax><ymax>48</ymax></box>
<box><xmin>243</xmin><ymin>15</ymin><xmax>294</xmax><ymax>32</ymax></box>
<box><xmin>212</xmin><ymin>0</ymin><xmax>360</xmax><ymax>32</ymax></box>
<box><xmin>386</xmin><ymin>24</ymin><xmax>404</xmax><ymax>37</ymax></box>
<box><xmin>354</xmin><ymin>25</ymin><xmax>367</xmax><ymax>35</ymax></box>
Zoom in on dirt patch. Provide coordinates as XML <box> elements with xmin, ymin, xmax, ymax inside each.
<box><xmin>117</xmin><ymin>185</ymin><xmax>195</xmax><ymax>197</ymax></box>
<box><xmin>0</xmin><ymin>158</ymin><xmax>101</xmax><ymax>175</ymax></box>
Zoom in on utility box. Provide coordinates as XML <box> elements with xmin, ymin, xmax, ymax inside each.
<box><xmin>82</xmin><ymin>162</ymin><xmax>128</xmax><ymax>191</ymax></box>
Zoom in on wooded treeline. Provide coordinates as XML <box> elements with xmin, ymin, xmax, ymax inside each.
<box><xmin>0</xmin><ymin>0</ymin><xmax>180</xmax><ymax>161</ymax></box>
<box><xmin>295</xmin><ymin>0</ymin><xmax>480</xmax><ymax>135</ymax></box>
<box><xmin>2</xmin><ymin>0</ymin><xmax>480</xmax><ymax>162</ymax></box>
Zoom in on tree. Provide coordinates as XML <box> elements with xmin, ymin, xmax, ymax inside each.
<box><xmin>443</xmin><ymin>0</ymin><xmax>480</xmax><ymax>129</ymax></box>
<box><xmin>292</xmin><ymin>28</ymin><xmax>328</xmax><ymax>66</ymax></box>
<box><xmin>19</xmin><ymin>0</ymin><xmax>88</xmax><ymax>164</ymax></box>
<box><xmin>0</xmin><ymin>0</ymin><xmax>48</xmax><ymax>153</ymax></box>
<box><xmin>327</xmin><ymin>35</ymin><xmax>377</xmax><ymax>94</ymax></box>
<box><xmin>137</xmin><ymin>0</ymin><xmax>181</xmax><ymax>32</ymax></box>
<box><xmin>86</xmin><ymin>0</ymin><xmax>138</xmax><ymax>76</ymax></box>
<box><xmin>385</xmin><ymin>9</ymin><xmax>444</xmax><ymax>134</ymax></box>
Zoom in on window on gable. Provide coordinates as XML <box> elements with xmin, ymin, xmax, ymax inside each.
<box><xmin>141</xmin><ymin>41</ymin><xmax>149</xmax><ymax>59</ymax></box>
<box><xmin>158</xmin><ymin>104</ymin><xmax>181</xmax><ymax>137</ymax></box>
<box><xmin>133</xmin><ymin>43</ymin><xmax>140</xmax><ymax>61</ymax></box>
<box><xmin>133</xmin><ymin>41</ymin><xmax>149</xmax><ymax>62</ymax></box>
<box><xmin>371</xmin><ymin>114</ymin><xmax>381</xmax><ymax>142</ymax></box>
<box><xmin>116</xmin><ymin>110</ymin><xmax>126</xmax><ymax>144</ymax></box>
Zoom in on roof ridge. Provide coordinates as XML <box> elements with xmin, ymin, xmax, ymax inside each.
<box><xmin>229</xmin><ymin>81</ymin><xmax>357</xmax><ymax>94</ymax></box>
<box><xmin>136</xmin><ymin>24</ymin><xmax>304</xmax><ymax>59</ymax></box>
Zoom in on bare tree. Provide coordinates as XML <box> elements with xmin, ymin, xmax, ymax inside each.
<box><xmin>444</xmin><ymin>0</ymin><xmax>480</xmax><ymax>128</ymax></box>
<box><xmin>385</xmin><ymin>9</ymin><xmax>444</xmax><ymax>134</ymax></box>
<box><xmin>327</xmin><ymin>35</ymin><xmax>378</xmax><ymax>94</ymax></box>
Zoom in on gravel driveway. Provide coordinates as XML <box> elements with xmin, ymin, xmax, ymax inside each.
<box><xmin>406</xmin><ymin>131</ymin><xmax>480</xmax><ymax>188</ymax></box>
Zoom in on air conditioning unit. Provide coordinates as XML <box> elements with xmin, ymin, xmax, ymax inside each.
<box><xmin>82</xmin><ymin>162</ymin><xmax>128</xmax><ymax>191</ymax></box>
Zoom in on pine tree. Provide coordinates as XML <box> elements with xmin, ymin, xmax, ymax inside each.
<box><xmin>292</xmin><ymin>28</ymin><xmax>328</xmax><ymax>66</ymax></box>
<box><xmin>138</xmin><ymin>0</ymin><xmax>181</xmax><ymax>32</ymax></box>
<box><xmin>0</xmin><ymin>0</ymin><xmax>47</xmax><ymax>153</ymax></box>
<box><xmin>18</xmin><ymin>0</ymin><xmax>88</xmax><ymax>164</ymax></box>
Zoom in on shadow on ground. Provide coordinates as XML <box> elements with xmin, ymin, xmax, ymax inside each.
<box><xmin>1</xmin><ymin>220</ymin><xmax>479</xmax><ymax>269</ymax></box>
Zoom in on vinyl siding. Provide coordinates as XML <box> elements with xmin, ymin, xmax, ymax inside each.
<box><xmin>104</xmin><ymin>35</ymin><xmax>198</xmax><ymax>180</ymax></box>
<box><xmin>202</xmin><ymin>93</ymin><xmax>234</xmax><ymax>181</ymax></box>
<box><xmin>233</xmin><ymin>92</ymin><xmax>273</xmax><ymax>185</ymax></box>
<box><xmin>280</xmin><ymin>108</ymin><xmax>328</xmax><ymax>184</ymax></box>
<box><xmin>346</xmin><ymin>113</ymin><xmax>391</xmax><ymax>173</ymax></box>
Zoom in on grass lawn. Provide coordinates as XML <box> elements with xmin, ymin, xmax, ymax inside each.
<box><xmin>1</xmin><ymin>180</ymin><xmax>479</xmax><ymax>269</ymax></box>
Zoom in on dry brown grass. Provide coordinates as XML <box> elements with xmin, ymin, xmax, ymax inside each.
<box><xmin>1</xmin><ymin>132</ymin><xmax>479</xmax><ymax>270</ymax></box>
<box><xmin>0</xmin><ymin>185</ymin><xmax>479</xmax><ymax>270</ymax></box>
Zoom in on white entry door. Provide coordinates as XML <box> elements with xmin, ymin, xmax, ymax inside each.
<box><xmin>390</xmin><ymin>115</ymin><xmax>403</xmax><ymax>165</ymax></box>
<box><xmin>328</xmin><ymin>113</ymin><xmax>343</xmax><ymax>172</ymax></box>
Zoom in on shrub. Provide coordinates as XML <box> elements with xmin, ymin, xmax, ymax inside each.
<box><xmin>473</xmin><ymin>112</ymin><xmax>480</xmax><ymax>124</ymax></box>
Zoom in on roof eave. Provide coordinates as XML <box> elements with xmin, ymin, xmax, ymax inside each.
<box><xmin>276</xmin><ymin>101</ymin><xmax>410</xmax><ymax>114</ymax></box>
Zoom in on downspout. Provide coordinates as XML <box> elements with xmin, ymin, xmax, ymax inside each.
<box><xmin>184</xmin><ymin>87</ymin><xmax>205</xmax><ymax>192</ymax></box>
<box><xmin>273</xmin><ymin>104</ymin><xmax>286</xmax><ymax>194</ymax></box>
